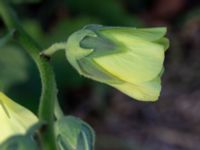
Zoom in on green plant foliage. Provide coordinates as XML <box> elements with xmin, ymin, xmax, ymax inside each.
<box><xmin>55</xmin><ymin>116</ymin><xmax>95</xmax><ymax>150</ymax></box>
<box><xmin>0</xmin><ymin>45</ymin><xmax>28</xmax><ymax>91</ymax></box>
<box><xmin>22</xmin><ymin>20</ymin><xmax>45</xmax><ymax>45</ymax></box>
<box><xmin>64</xmin><ymin>0</ymin><xmax>142</xmax><ymax>26</ymax></box>
<box><xmin>0</xmin><ymin>135</ymin><xmax>39</xmax><ymax>150</ymax></box>
<box><xmin>0</xmin><ymin>30</ymin><xmax>15</xmax><ymax>48</ymax></box>
<box><xmin>10</xmin><ymin>0</ymin><xmax>40</xmax><ymax>4</ymax></box>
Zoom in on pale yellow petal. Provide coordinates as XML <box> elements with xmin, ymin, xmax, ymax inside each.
<box><xmin>99</xmin><ymin>27</ymin><xmax>167</xmax><ymax>41</ymax></box>
<box><xmin>0</xmin><ymin>92</ymin><xmax>38</xmax><ymax>143</ymax></box>
<box><xmin>93</xmin><ymin>35</ymin><xmax>164</xmax><ymax>83</ymax></box>
<box><xmin>110</xmin><ymin>76</ymin><xmax>161</xmax><ymax>101</ymax></box>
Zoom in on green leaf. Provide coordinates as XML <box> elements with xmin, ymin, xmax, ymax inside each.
<box><xmin>10</xmin><ymin>0</ymin><xmax>40</xmax><ymax>4</ymax></box>
<box><xmin>55</xmin><ymin>116</ymin><xmax>95</xmax><ymax>150</ymax></box>
<box><xmin>22</xmin><ymin>20</ymin><xmax>44</xmax><ymax>44</ymax></box>
<box><xmin>0</xmin><ymin>30</ymin><xmax>15</xmax><ymax>48</ymax></box>
<box><xmin>0</xmin><ymin>45</ymin><xmax>28</xmax><ymax>91</ymax></box>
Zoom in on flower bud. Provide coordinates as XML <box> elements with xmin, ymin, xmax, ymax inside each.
<box><xmin>64</xmin><ymin>25</ymin><xmax>169</xmax><ymax>101</ymax></box>
<box><xmin>42</xmin><ymin>24</ymin><xmax>169</xmax><ymax>101</ymax></box>
<box><xmin>0</xmin><ymin>92</ymin><xmax>38</xmax><ymax>143</ymax></box>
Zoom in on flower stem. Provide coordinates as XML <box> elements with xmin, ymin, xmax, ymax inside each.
<box><xmin>55</xmin><ymin>99</ymin><xmax>64</xmax><ymax>120</ymax></box>
<box><xmin>40</xmin><ymin>42</ymin><xmax>66</xmax><ymax>58</ymax></box>
<box><xmin>0</xmin><ymin>0</ymin><xmax>58</xmax><ymax>149</ymax></box>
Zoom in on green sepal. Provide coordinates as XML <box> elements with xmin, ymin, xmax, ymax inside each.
<box><xmin>80</xmin><ymin>35</ymin><xmax>116</xmax><ymax>53</ymax></box>
<box><xmin>80</xmin><ymin>34</ymin><xmax>126</xmax><ymax>59</ymax></box>
<box><xmin>55</xmin><ymin>116</ymin><xmax>95</xmax><ymax>150</ymax></box>
<box><xmin>0</xmin><ymin>136</ymin><xmax>39</xmax><ymax>150</ymax></box>
<box><xmin>66</xmin><ymin>29</ymin><xmax>96</xmax><ymax>74</ymax></box>
<box><xmin>77</xmin><ymin>123</ymin><xmax>95</xmax><ymax>150</ymax></box>
<box><xmin>78</xmin><ymin>58</ymin><xmax>123</xmax><ymax>84</ymax></box>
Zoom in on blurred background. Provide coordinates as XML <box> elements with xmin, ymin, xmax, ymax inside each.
<box><xmin>0</xmin><ymin>0</ymin><xmax>200</xmax><ymax>149</ymax></box>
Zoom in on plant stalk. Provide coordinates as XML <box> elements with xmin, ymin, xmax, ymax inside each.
<box><xmin>0</xmin><ymin>0</ymin><xmax>58</xmax><ymax>149</ymax></box>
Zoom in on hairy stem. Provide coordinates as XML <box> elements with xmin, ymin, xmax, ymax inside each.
<box><xmin>0</xmin><ymin>0</ymin><xmax>58</xmax><ymax>149</ymax></box>
<box><xmin>55</xmin><ymin>99</ymin><xmax>64</xmax><ymax>120</ymax></box>
<box><xmin>40</xmin><ymin>42</ymin><xmax>66</xmax><ymax>57</ymax></box>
